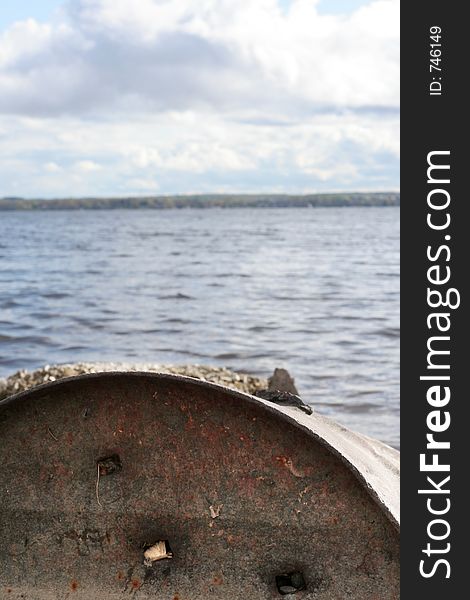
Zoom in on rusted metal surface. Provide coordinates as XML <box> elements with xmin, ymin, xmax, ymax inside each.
<box><xmin>0</xmin><ymin>373</ymin><xmax>399</xmax><ymax>599</ymax></box>
<box><xmin>271</xmin><ymin>405</ymin><xmax>400</xmax><ymax>528</ymax></box>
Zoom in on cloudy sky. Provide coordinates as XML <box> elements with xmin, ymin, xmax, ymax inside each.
<box><xmin>0</xmin><ymin>0</ymin><xmax>399</xmax><ymax>197</ymax></box>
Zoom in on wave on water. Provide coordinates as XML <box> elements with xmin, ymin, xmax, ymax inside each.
<box><xmin>157</xmin><ymin>293</ymin><xmax>194</xmax><ymax>300</ymax></box>
<box><xmin>0</xmin><ymin>207</ymin><xmax>399</xmax><ymax>446</ymax></box>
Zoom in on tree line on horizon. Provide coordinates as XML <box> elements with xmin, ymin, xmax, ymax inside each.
<box><xmin>0</xmin><ymin>193</ymin><xmax>399</xmax><ymax>211</ymax></box>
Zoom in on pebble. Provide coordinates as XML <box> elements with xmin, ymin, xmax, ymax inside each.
<box><xmin>0</xmin><ymin>362</ymin><xmax>267</xmax><ymax>401</ymax></box>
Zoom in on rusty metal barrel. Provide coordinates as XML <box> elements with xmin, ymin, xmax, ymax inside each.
<box><xmin>0</xmin><ymin>373</ymin><xmax>399</xmax><ymax>599</ymax></box>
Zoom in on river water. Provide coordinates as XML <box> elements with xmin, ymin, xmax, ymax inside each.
<box><xmin>0</xmin><ymin>207</ymin><xmax>399</xmax><ymax>447</ymax></box>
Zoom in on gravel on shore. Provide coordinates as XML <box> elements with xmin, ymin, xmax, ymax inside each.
<box><xmin>0</xmin><ymin>362</ymin><xmax>268</xmax><ymax>401</ymax></box>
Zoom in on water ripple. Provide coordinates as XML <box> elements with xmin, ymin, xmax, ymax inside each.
<box><xmin>0</xmin><ymin>207</ymin><xmax>399</xmax><ymax>447</ymax></box>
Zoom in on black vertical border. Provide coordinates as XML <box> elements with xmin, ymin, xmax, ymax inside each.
<box><xmin>401</xmin><ymin>2</ymin><xmax>467</xmax><ymax>597</ymax></box>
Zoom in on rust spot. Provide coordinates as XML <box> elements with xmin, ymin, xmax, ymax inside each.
<box><xmin>238</xmin><ymin>475</ymin><xmax>258</xmax><ymax>497</ymax></box>
<box><xmin>184</xmin><ymin>414</ymin><xmax>194</xmax><ymax>431</ymax></box>
<box><xmin>328</xmin><ymin>516</ymin><xmax>339</xmax><ymax>525</ymax></box>
<box><xmin>173</xmin><ymin>595</ymin><xmax>180</xmax><ymax>600</ymax></box>
<box><xmin>131</xmin><ymin>579</ymin><xmax>141</xmax><ymax>590</ymax></box>
<box><xmin>55</xmin><ymin>462</ymin><xmax>71</xmax><ymax>479</ymax></box>
<box><xmin>6</xmin><ymin>589</ymin><xmax>12</xmax><ymax>594</ymax></box>
<box><xmin>275</xmin><ymin>455</ymin><xmax>305</xmax><ymax>478</ymax></box>
<box><xmin>226</xmin><ymin>533</ymin><xmax>241</xmax><ymax>545</ymax></box>
<box><xmin>117</xmin><ymin>571</ymin><xmax>124</xmax><ymax>580</ymax></box>
<box><xmin>213</xmin><ymin>576</ymin><xmax>223</xmax><ymax>585</ymax></box>
<box><xmin>70</xmin><ymin>580</ymin><xmax>79</xmax><ymax>591</ymax></box>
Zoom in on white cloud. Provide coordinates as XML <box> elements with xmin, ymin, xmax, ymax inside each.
<box><xmin>74</xmin><ymin>159</ymin><xmax>102</xmax><ymax>172</ymax></box>
<box><xmin>0</xmin><ymin>0</ymin><xmax>399</xmax><ymax>195</ymax></box>
<box><xmin>126</xmin><ymin>177</ymin><xmax>160</xmax><ymax>192</ymax></box>
<box><xmin>44</xmin><ymin>161</ymin><xmax>61</xmax><ymax>172</ymax></box>
<box><xmin>0</xmin><ymin>0</ymin><xmax>399</xmax><ymax>115</ymax></box>
<box><xmin>0</xmin><ymin>109</ymin><xmax>399</xmax><ymax>196</ymax></box>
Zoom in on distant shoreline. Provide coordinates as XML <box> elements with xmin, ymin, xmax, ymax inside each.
<box><xmin>0</xmin><ymin>192</ymin><xmax>399</xmax><ymax>211</ymax></box>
